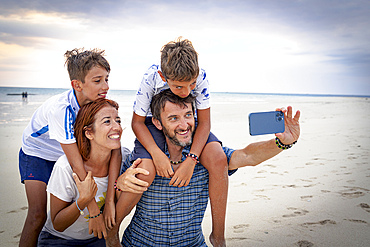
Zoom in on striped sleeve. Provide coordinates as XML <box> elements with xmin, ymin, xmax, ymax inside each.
<box><xmin>49</xmin><ymin>103</ymin><xmax>76</xmax><ymax>144</ymax></box>
<box><xmin>64</xmin><ymin>105</ymin><xmax>76</xmax><ymax>140</ymax></box>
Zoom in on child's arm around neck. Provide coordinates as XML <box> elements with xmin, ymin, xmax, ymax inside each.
<box><xmin>61</xmin><ymin>143</ymin><xmax>87</xmax><ymax>180</ymax></box>
<box><xmin>131</xmin><ymin>112</ymin><xmax>173</xmax><ymax>178</ymax></box>
<box><xmin>189</xmin><ymin>108</ymin><xmax>210</xmax><ymax>157</ymax></box>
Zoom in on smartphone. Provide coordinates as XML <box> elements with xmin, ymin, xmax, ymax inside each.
<box><xmin>249</xmin><ymin>111</ymin><xmax>285</xmax><ymax>136</ymax></box>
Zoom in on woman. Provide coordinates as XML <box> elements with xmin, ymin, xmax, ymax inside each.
<box><xmin>38</xmin><ymin>98</ymin><xmax>149</xmax><ymax>246</ymax></box>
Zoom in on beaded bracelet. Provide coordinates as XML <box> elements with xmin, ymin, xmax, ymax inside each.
<box><xmin>275</xmin><ymin>137</ymin><xmax>297</xmax><ymax>150</ymax></box>
<box><xmin>114</xmin><ymin>180</ymin><xmax>122</xmax><ymax>192</ymax></box>
<box><xmin>186</xmin><ymin>153</ymin><xmax>200</xmax><ymax>164</ymax></box>
<box><xmin>75</xmin><ymin>200</ymin><xmax>84</xmax><ymax>215</ymax></box>
<box><xmin>88</xmin><ymin>210</ymin><xmax>102</xmax><ymax>219</ymax></box>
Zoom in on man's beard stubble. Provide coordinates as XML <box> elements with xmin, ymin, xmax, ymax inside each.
<box><xmin>163</xmin><ymin>126</ymin><xmax>193</xmax><ymax>148</ymax></box>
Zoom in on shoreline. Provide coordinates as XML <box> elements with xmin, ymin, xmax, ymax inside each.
<box><xmin>2</xmin><ymin>86</ymin><xmax>370</xmax><ymax>99</ymax></box>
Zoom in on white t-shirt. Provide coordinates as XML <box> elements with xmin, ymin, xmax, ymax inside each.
<box><xmin>42</xmin><ymin>147</ymin><xmax>131</xmax><ymax>240</ymax></box>
<box><xmin>43</xmin><ymin>155</ymin><xmax>107</xmax><ymax>240</ymax></box>
<box><xmin>22</xmin><ymin>89</ymin><xmax>80</xmax><ymax>161</ymax></box>
<box><xmin>133</xmin><ymin>64</ymin><xmax>211</xmax><ymax>117</ymax></box>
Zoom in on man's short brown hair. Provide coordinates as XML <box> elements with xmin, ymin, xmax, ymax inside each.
<box><xmin>151</xmin><ymin>89</ymin><xmax>195</xmax><ymax>124</ymax></box>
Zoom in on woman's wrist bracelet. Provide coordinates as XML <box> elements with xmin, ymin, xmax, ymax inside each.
<box><xmin>88</xmin><ymin>210</ymin><xmax>102</xmax><ymax>219</ymax></box>
<box><xmin>114</xmin><ymin>180</ymin><xmax>122</xmax><ymax>192</ymax></box>
<box><xmin>275</xmin><ymin>137</ymin><xmax>297</xmax><ymax>150</ymax></box>
<box><xmin>186</xmin><ymin>153</ymin><xmax>200</xmax><ymax>164</ymax></box>
<box><xmin>75</xmin><ymin>200</ymin><xmax>84</xmax><ymax>215</ymax></box>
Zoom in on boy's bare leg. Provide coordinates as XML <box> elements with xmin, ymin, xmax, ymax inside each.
<box><xmin>19</xmin><ymin>180</ymin><xmax>48</xmax><ymax>247</ymax></box>
<box><xmin>106</xmin><ymin>192</ymin><xmax>143</xmax><ymax>247</ymax></box>
<box><xmin>200</xmin><ymin>142</ymin><xmax>229</xmax><ymax>247</ymax></box>
<box><xmin>106</xmin><ymin>159</ymin><xmax>156</xmax><ymax>247</ymax></box>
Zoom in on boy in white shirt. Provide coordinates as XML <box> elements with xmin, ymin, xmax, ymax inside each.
<box><xmin>19</xmin><ymin>49</ymin><xmax>121</xmax><ymax>246</ymax></box>
<box><xmin>131</xmin><ymin>38</ymin><xmax>229</xmax><ymax>246</ymax></box>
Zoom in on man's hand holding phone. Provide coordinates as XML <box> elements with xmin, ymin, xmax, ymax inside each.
<box><xmin>274</xmin><ymin>106</ymin><xmax>300</xmax><ymax>146</ymax></box>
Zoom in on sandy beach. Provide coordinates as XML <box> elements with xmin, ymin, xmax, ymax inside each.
<box><xmin>1</xmin><ymin>93</ymin><xmax>369</xmax><ymax>246</ymax></box>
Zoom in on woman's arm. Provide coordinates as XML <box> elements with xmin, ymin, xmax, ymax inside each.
<box><xmin>61</xmin><ymin>143</ymin><xmax>104</xmax><ymax>235</ymax></box>
<box><xmin>50</xmin><ymin>195</ymin><xmax>80</xmax><ymax>232</ymax></box>
<box><xmin>50</xmin><ymin>171</ymin><xmax>97</xmax><ymax>232</ymax></box>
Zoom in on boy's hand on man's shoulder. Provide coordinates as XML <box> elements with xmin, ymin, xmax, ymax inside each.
<box><xmin>152</xmin><ymin>151</ymin><xmax>174</xmax><ymax>178</ymax></box>
<box><xmin>169</xmin><ymin>158</ymin><xmax>195</xmax><ymax>187</ymax></box>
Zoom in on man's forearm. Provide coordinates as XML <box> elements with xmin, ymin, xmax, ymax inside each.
<box><xmin>228</xmin><ymin>139</ymin><xmax>282</xmax><ymax>170</ymax></box>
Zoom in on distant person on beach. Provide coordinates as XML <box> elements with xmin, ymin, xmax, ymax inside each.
<box><xmin>37</xmin><ymin>99</ymin><xmax>148</xmax><ymax>246</ymax></box>
<box><xmin>22</xmin><ymin>92</ymin><xmax>28</xmax><ymax>101</ymax></box>
<box><xmin>129</xmin><ymin>37</ymin><xmax>230</xmax><ymax>246</ymax></box>
<box><xmin>107</xmin><ymin>89</ymin><xmax>300</xmax><ymax>246</ymax></box>
<box><xmin>19</xmin><ymin>48</ymin><xmax>121</xmax><ymax>246</ymax></box>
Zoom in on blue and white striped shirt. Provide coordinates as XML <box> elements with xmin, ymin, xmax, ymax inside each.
<box><xmin>22</xmin><ymin>89</ymin><xmax>80</xmax><ymax>161</ymax></box>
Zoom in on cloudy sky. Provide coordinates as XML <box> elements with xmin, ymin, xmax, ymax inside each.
<box><xmin>1</xmin><ymin>0</ymin><xmax>369</xmax><ymax>95</ymax></box>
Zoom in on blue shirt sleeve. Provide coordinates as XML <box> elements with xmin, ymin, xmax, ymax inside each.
<box><xmin>223</xmin><ymin>146</ymin><xmax>238</xmax><ymax>176</ymax></box>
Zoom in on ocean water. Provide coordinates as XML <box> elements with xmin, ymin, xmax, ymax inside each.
<box><xmin>0</xmin><ymin>87</ymin><xmax>137</xmax><ymax>126</ymax></box>
<box><xmin>1</xmin><ymin>86</ymin><xmax>368</xmax><ymax>128</ymax></box>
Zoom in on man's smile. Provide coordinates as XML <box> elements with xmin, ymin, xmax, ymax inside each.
<box><xmin>175</xmin><ymin>128</ymin><xmax>190</xmax><ymax>136</ymax></box>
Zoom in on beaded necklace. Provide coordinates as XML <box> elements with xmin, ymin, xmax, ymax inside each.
<box><xmin>170</xmin><ymin>160</ymin><xmax>183</xmax><ymax>165</ymax></box>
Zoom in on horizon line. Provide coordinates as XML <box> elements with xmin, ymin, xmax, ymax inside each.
<box><xmin>1</xmin><ymin>85</ymin><xmax>369</xmax><ymax>98</ymax></box>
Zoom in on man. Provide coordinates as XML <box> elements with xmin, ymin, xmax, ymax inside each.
<box><xmin>110</xmin><ymin>89</ymin><xmax>300</xmax><ymax>246</ymax></box>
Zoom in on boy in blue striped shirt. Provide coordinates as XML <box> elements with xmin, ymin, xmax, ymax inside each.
<box><xmin>19</xmin><ymin>49</ymin><xmax>121</xmax><ymax>246</ymax></box>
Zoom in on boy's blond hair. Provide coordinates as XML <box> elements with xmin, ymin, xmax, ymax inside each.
<box><xmin>160</xmin><ymin>38</ymin><xmax>199</xmax><ymax>82</ymax></box>
<box><xmin>64</xmin><ymin>48</ymin><xmax>110</xmax><ymax>83</ymax></box>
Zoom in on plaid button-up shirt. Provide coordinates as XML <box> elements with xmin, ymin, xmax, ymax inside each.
<box><xmin>121</xmin><ymin>146</ymin><xmax>236</xmax><ymax>246</ymax></box>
